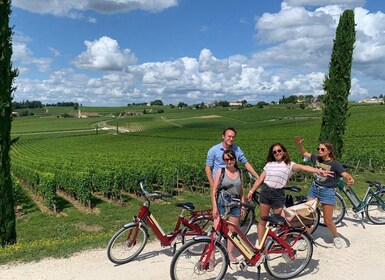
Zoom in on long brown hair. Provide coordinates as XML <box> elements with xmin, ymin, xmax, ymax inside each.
<box><xmin>319</xmin><ymin>141</ymin><xmax>336</xmax><ymax>161</ymax></box>
<box><xmin>266</xmin><ymin>143</ymin><xmax>291</xmax><ymax>164</ymax></box>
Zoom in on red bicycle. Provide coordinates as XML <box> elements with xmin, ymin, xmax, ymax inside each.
<box><xmin>170</xmin><ymin>207</ymin><xmax>314</xmax><ymax>279</ymax></box>
<box><xmin>107</xmin><ymin>177</ymin><xmax>213</xmax><ymax>264</ymax></box>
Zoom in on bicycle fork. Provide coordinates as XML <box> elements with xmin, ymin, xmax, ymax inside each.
<box><xmin>197</xmin><ymin>233</ymin><xmax>217</xmax><ymax>271</ymax></box>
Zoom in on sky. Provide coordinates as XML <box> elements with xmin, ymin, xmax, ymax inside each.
<box><xmin>9</xmin><ymin>0</ymin><xmax>385</xmax><ymax>106</ymax></box>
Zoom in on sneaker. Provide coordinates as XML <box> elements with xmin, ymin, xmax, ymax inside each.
<box><xmin>296</xmin><ymin>240</ymin><xmax>308</xmax><ymax>251</ymax></box>
<box><xmin>229</xmin><ymin>253</ymin><xmax>239</xmax><ymax>264</ymax></box>
<box><xmin>333</xmin><ymin>237</ymin><xmax>343</xmax><ymax>249</ymax></box>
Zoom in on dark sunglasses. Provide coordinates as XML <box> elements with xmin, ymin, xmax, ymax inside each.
<box><xmin>224</xmin><ymin>157</ymin><xmax>235</xmax><ymax>162</ymax></box>
<box><xmin>317</xmin><ymin>147</ymin><xmax>325</xmax><ymax>152</ymax></box>
<box><xmin>272</xmin><ymin>149</ymin><xmax>282</xmax><ymax>155</ymax></box>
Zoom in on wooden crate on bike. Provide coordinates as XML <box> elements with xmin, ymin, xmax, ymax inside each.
<box><xmin>282</xmin><ymin>199</ymin><xmax>318</xmax><ymax>228</ymax></box>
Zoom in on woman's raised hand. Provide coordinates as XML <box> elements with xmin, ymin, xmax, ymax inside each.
<box><xmin>294</xmin><ymin>136</ymin><xmax>303</xmax><ymax>145</ymax></box>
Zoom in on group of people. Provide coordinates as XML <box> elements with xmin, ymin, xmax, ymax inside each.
<box><xmin>205</xmin><ymin>127</ymin><xmax>355</xmax><ymax>264</ymax></box>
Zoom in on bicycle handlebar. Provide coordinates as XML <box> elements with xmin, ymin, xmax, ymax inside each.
<box><xmin>365</xmin><ymin>180</ymin><xmax>384</xmax><ymax>190</ymax></box>
<box><xmin>138</xmin><ymin>177</ymin><xmax>174</xmax><ymax>200</ymax></box>
<box><xmin>231</xmin><ymin>197</ymin><xmax>256</xmax><ymax>210</ymax></box>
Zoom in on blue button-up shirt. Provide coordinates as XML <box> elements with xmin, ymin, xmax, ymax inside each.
<box><xmin>206</xmin><ymin>143</ymin><xmax>248</xmax><ymax>179</ymax></box>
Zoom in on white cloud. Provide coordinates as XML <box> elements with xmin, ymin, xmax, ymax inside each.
<box><xmin>72</xmin><ymin>36</ymin><xmax>137</xmax><ymax>71</ymax></box>
<box><xmin>13</xmin><ymin>0</ymin><xmax>179</xmax><ymax>18</ymax></box>
<box><xmin>12</xmin><ymin>1</ymin><xmax>385</xmax><ymax>106</ymax></box>
<box><xmin>12</xmin><ymin>32</ymin><xmax>53</xmax><ymax>73</ymax></box>
<box><xmin>284</xmin><ymin>0</ymin><xmax>364</xmax><ymax>7</ymax></box>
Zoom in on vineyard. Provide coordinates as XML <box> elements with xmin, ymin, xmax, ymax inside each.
<box><xmin>10</xmin><ymin>103</ymin><xmax>385</xmax><ymax>212</ymax></box>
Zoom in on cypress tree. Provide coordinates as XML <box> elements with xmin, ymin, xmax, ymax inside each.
<box><xmin>0</xmin><ymin>0</ymin><xmax>18</xmax><ymax>246</ymax></box>
<box><xmin>319</xmin><ymin>9</ymin><xmax>355</xmax><ymax>158</ymax></box>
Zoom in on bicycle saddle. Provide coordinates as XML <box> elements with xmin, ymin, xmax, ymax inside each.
<box><xmin>283</xmin><ymin>186</ymin><xmax>301</xmax><ymax>192</ymax></box>
<box><xmin>175</xmin><ymin>202</ymin><xmax>195</xmax><ymax>211</ymax></box>
<box><xmin>261</xmin><ymin>214</ymin><xmax>286</xmax><ymax>225</ymax></box>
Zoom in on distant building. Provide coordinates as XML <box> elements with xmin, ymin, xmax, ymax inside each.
<box><xmin>229</xmin><ymin>102</ymin><xmax>243</xmax><ymax>107</ymax></box>
<box><xmin>358</xmin><ymin>97</ymin><xmax>384</xmax><ymax>104</ymax></box>
<box><xmin>11</xmin><ymin>112</ymin><xmax>19</xmax><ymax>117</ymax></box>
<box><xmin>119</xmin><ymin>111</ymin><xmax>144</xmax><ymax>117</ymax></box>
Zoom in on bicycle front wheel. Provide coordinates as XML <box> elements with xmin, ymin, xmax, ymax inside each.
<box><xmin>366</xmin><ymin>190</ymin><xmax>385</xmax><ymax>224</ymax></box>
<box><xmin>107</xmin><ymin>223</ymin><xmax>148</xmax><ymax>264</ymax></box>
<box><xmin>264</xmin><ymin>229</ymin><xmax>313</xmax><ymax>279</ymax></box>
<box><xmin>239</xmin><ymin>204</ymin><xmax>256</xmax><ymax>235</ymax></box>
<box><xmin>170</xmin><ymin>238</ymin><xmax>228</xmax><ymax>280</ymax></box>
<box><xmin>319</xmin><ymin>191</ymin><xmax>346</xmax><ymax>227</ymax></box>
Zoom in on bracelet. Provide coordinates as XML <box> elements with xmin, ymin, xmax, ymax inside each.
<box><xmin>249</xmin><ymin>190</ymin><xmax>254</xmax><ymax>194</ymax></box>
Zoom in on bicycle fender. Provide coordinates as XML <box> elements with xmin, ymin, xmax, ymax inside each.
<box><xmin>123</xmin><ymin>221</ymin><xmax>144</xmax><ymax>229</ymax></box>
<box><xmin>193</xmin><ymin>235</ymin><xmax>211</xmax><ymax>242</ymax></box>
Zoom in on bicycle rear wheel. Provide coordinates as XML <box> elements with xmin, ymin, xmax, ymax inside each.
<box><xmin>107</xmin><ymin>223</ymin><xmax>148</xmax><ymax>264</ymax></box>
<box><xmin>170</xmin><ymin>238</ymin><xmax>228</xmax><ymax>280</ymax></box>
<box><xmin>366</xmin><ymin>190</ymin><xmax>385</xmax><ymax>224</ymax></box>
<box><xmin>182</xmin><ymin>216</ymin><xmax>213</xmax><ymax>252</ymax></box>
<box><xmin>319</xmin><ymin>191</ymin><xmax>346</xmax><ymax>226</ymax></box>
<box><xmin>264</xmin><ymin>229</ymin><xmax>313</xmax><ymax>279</ymax></box>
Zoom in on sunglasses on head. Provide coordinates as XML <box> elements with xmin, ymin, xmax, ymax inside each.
<box><xmin>272</xmin><ymin>149</ymin><xmax>282</xmax><ymax>155</ymax></box>
<box><xmin>224</xmin><ymin>157</ymin><xmax>235</xmax><ymax>162</ymax></box>
<box><xmin>317</xmin><ymin>147</ymin><xmax>325</xmax><ymax>152</ymax></box>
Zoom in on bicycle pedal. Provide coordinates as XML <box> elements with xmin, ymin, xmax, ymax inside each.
<box><xmin>238</xmin><ymin>260</ymin><xmax>248</xmax><ymax>272</ymax></box>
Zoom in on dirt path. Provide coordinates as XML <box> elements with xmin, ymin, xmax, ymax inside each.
<box><xmin>1</xmin><ymin>212</ymin><xmax>385</xmax><ymax>280</ymax></box>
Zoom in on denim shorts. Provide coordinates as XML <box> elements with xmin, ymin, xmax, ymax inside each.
<box><xmin>217</xmin><ymin>193</ymin><xmax>241</xmax><ymax>217</ymax></box>
<box><xmin>259</xmin><ymin>183</ymin><xmax>285</xmax><ymax>209</ymax></box>
<box><xmin>308</xmin><ymin>181</ymin><xmax>336</xmax><ymax>205</ymax></box>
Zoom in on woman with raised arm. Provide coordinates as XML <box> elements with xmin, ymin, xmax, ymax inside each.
<box><xmin>247</xmin><ymin>143</ymin><xmax>333</xmax><ymax>245</ymax></box>
<box><xmin>294</xmin><ymin>136</ymin><xmax>354</xmax><ymax>249</ymax></box>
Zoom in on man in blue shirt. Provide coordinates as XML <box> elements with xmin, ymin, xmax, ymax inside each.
<box><xmin>205</xmin><ymin>127</ymin><xmax>259</xmax><ymax>190</ymax></box>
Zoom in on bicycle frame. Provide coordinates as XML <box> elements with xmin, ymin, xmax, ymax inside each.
<box><xmin>337</xmin><ymin>179</ymin><xmax>385</xmax><ymax>212</ymax></box>
<box><xmin>134</xmin><ymin>200</ymin><xmax>211</xmax><ymax>247</ymax></box>
<box><xmin>200</xmin><ymin>217</ymin><xmax>300</xmax><ymax>268</ymax></box>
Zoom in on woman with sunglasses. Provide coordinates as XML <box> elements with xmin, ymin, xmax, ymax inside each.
<box><xmin>247</xmin><ymin>143</ymin><xmax>333</xmax><ymax>245</ymax></box>
<box><xmin>211</xmin><ymin>149</ymin><xmax>245</xmax><ymax>265</ymax></box>
<box><xmin>294</xmin><ymin>136</ymin><xmax>354</xmax><ymax>249</ymax></box>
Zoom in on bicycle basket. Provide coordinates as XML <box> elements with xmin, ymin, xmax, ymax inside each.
<box><xmin>282</xmin><ymin>199</ymin><xmax>318</xmax><ymax>228</ymax></box>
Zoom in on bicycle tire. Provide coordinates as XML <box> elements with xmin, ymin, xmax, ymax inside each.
<box><xmin>264</xmin><ymin>229</ymin><xmax>313</xmax><ymax>279</ymax></box>
<box><xmin>319</xmin><ymin>191</ymin><xmax>346</xmax><ymax>227</ymax></box>
<box><xmin>170</xmin><ymin>238</ymin><xmax>228</xmax><ymax>280</ymax></box>
<box><xmin>107</xmin><ymin>223</ymin><xmax>148</xmax><ymax>264</ymax></box>
<box><xmin>239</xmin><ymin>203</ymin><xmax>256</xmax><ymax>235</ymax></box>
<box><xmin>181</xmin><ymin>216</ymin><xmax>213</xmax><ymax>251</ymax></box>
<box><xmin>366</xmin><ymin>189</ymin><xmax>385</xmax><ymax>224</ymax></box>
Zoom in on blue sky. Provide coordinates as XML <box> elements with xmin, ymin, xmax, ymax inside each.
<box><xmin>10</xmin><ymin>0</ymin><xmax>385</xmax><ymax>106</ymax></box>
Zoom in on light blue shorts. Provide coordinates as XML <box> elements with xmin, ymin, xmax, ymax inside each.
<box><xmin>217</xmin><ymin>194</ymin><xmax>241</xmax><ymax>217</ymax></box>
<box><xmin>308</xmin><ymin>181</ymin><xmax>336</xmax><ymax>205</ymax></box>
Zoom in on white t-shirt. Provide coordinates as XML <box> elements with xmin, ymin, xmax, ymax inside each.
<box><xmin>263</xmin><ymin>161</ymin><xmax>296</xmax><ymax>189</ymax></box>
